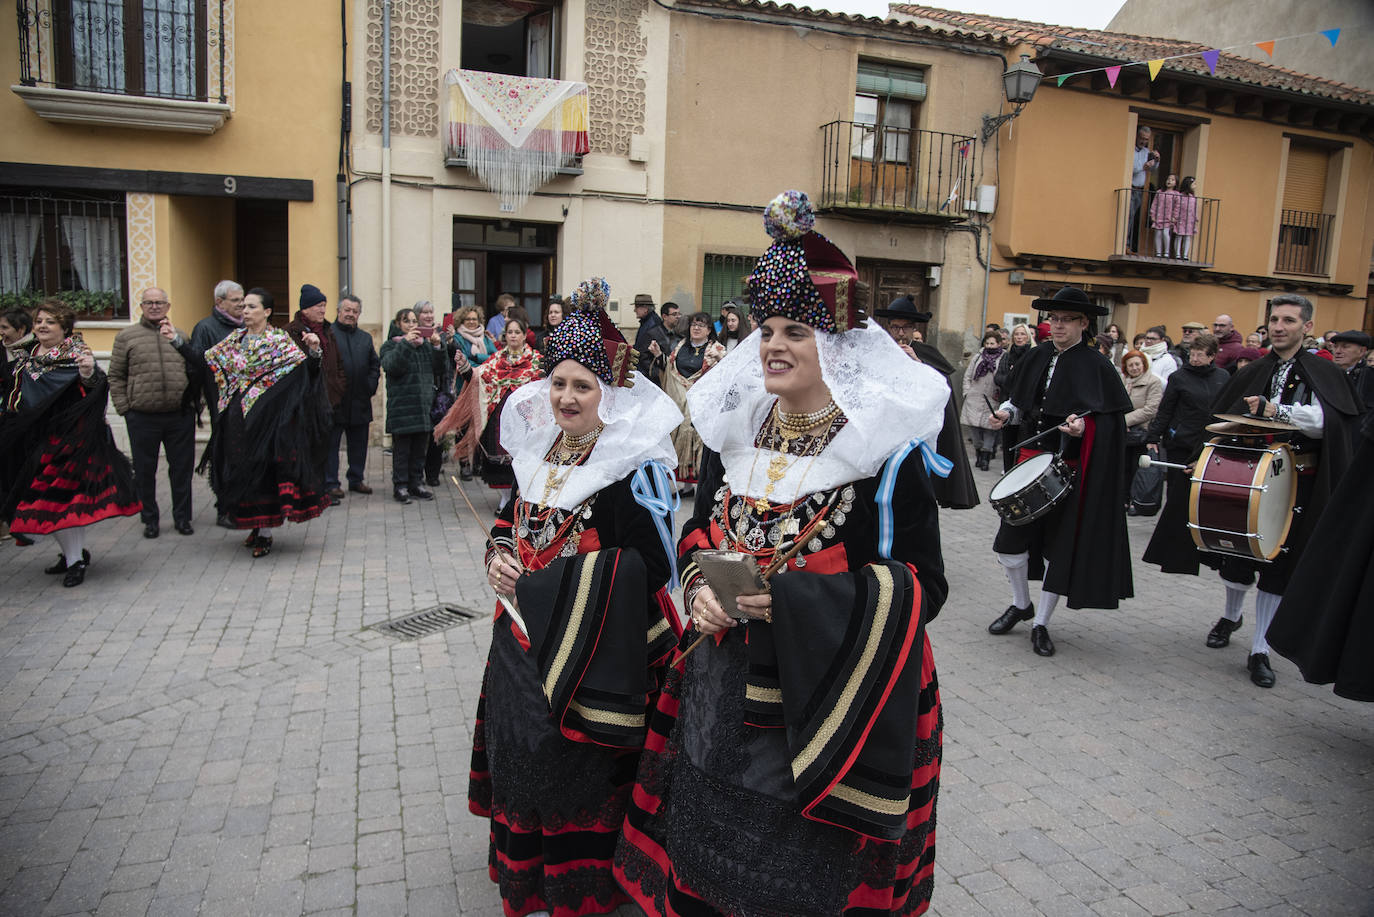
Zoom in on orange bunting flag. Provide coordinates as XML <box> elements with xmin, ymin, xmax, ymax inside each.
<box><xmin>1255</xmin><ymin>40</ymin><xmax>1275</xmax><ymax>57</ymax></box>
<box><xmin>1147</xmin><ymin>59</ymin><xmax>1164</xmax><ymax>80</ymax></box>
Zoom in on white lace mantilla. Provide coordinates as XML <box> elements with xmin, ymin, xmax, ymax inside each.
<box><xmin>687</xmin><ymin>322</ymin><xmax>949</xmax><ymax>499</ymax></box>
<box><xmin>501</xmin><ymin>370</ymin><xmax>681</xmax><ymax>510</ymax></box>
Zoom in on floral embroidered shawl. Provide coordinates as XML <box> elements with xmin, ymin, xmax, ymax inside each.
<box><xmin>6</xmin><ymin>334</ymin><xmax>93</xmax><ymax>412</ymax></box>
<box><xmin>478</xmin><ymin>345</ymin><xmax>541</xmax><ymax>421</ymax></box>
<box><xmin>205</xmin><ymin>327</ymin><xmax>306</xmax><ymax>416</ymax></box>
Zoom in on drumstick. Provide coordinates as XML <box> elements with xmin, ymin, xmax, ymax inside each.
<box><xmin>983</xmin><ymin>395</ymin><xmax>998</xmax><ymax>415</ymax></box>
<box><xmin>1009</xmin><ymin>412</ymin><xmax>1095</xmax><ymax>453</ymax></box>
<box><xmin>449</xmin><ymin>475</ymin><xmax>529</xmax><ymax>639</ymax></box>
<box><xmin>1138</xmin><ymin>454</ymin><xmax>1190</xmax><ymax>472</ymax></box>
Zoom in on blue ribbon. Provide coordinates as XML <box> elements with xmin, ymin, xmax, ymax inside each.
<box><xmin>876</xmin><ymin>438</ymin><xmax>949</xmax><ymax>560</ymax></box>
<box><xmin>631</xmin><ymin>460</ymin><xmax>682</xmax><ymax>589</ymax></box>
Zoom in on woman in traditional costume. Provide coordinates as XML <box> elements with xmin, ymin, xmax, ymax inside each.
<box><xmin>662</xmin><ymin>311</ymin><xmax>727</xmax><ymax>492</ymax></box>
<box><xmin>1</xmin><ymin>300</ymin><xmax>141</xmax><ymax>586</ymax></box>
<box><xmin>471</xmin><ymin>277</ymin><xmax>684</xmax><ymax>917</ymax></box>
<box><xmin>614</xmin><ymin>191</ymin><xmax>952</xmax><ymax>917</ymax></box>
<box><xmin>464</xmin><ymin>316</ymin><xmax>542</xmax><ymax>500</ymax></box>
<box><xmin>201</xmin><ymin>288</ymin><xmax>331</xmax><ymax>557</ymax></box>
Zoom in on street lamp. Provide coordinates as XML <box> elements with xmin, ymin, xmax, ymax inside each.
<box><xmin>981</xmin><ymin>54</ymin><xmax>1043</xmax><ymax>142</ymax></box>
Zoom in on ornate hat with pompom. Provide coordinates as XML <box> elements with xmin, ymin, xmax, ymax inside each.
<box><xmin>541</xmin><ymin>277</ymin><xmax>636</xmax><ymax>387</ymax></box>
<box><xmin>746</xmin><ymin>190</ymin><xmax>866</xmax><ymax>333</ymax></box>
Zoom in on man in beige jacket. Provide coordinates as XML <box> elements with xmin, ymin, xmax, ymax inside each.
<box><xmin>108</xmin><ymin>287</ymin><xmax>197</xmax><ymax>538</ymax></box>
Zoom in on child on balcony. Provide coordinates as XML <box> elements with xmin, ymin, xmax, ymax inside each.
<box><xmin>1172</xmin><ymin>176</ymin><xmax>1199</xmax><ymax>261</ymax></box>
<box><xmin>1149</xmin><ymin>174</ymin><xmax>1180</xmax><ymax>258</ymax></box>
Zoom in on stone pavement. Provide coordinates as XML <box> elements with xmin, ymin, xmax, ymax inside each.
<box><xmin>0</xmin><ymin>447</ymin><xmax>1370</xmax><ymax>916</ymax></box>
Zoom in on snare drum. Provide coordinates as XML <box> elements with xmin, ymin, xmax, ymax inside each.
<box><xmin>1188</xmin><ymin>439</ymin><xmax>1297</xmax><ymax>561</ymax></box>
<box><xmin>990</xmin><ymin>453</ymin><xmax>1075</xmax><ymax>526</ymax></box>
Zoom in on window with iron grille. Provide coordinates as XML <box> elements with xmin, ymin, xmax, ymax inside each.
<box><xmin>0</xmin><ymin>188</ymin><xmax>129</xmax><ymax>320</ymax></box>
<box><xmin>702</xmin><ymin>254</ymin><xmax>757</xmax><ymax>316</ymax></box>
<box><xmin>52</xmin><ymin>0</ymin><xmax>208</xmax><ymax>100</ymax></box>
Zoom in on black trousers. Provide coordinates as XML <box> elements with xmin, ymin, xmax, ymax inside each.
<box><xmin>390</xmin><ymin>431</ymin><xmax>428</xmax><ymax>488</ymax></box>
<box><xmin>124</xmin><ymin>409</ymin><xmax>196</xmax><ymax>526</ymax></box>
<box><xmin>327</xmin><ymin>422</ymin><xmax>370</xmax><ymax>487</ymax></box>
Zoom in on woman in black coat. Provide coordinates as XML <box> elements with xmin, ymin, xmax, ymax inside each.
<box><xmin>1141</xmin><ymin>333</ymin><xmax>1231</xmax><ymax>574</ymax></box>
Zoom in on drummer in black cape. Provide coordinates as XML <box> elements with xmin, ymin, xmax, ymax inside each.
<box><xmin>1168</xmin><ymin>294</ymin><xmax>1359</xmax><ymax>688</ymax></box>
<box><xmin>985</xmin><ymin>287</ymin><xmax>1134</xmax><ymax>656</ymax></box>
<box><xmin>1266</xmin><ymin>408</ymin><xmax>1374</xmax><ymax>701</ymax></box>
<box><xmin>874</xmin><ymin>295</ymin><xmax>979</xmax><ymax>509</ymax></box>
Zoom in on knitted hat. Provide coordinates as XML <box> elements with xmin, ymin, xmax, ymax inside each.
<box><xmin>746</xmin><ymin>190</ymin><xmax>865</xmax><ymax>332</ymax></box>
<box><xmin>299</xmin><ymin>284</ymin><xmax>327</xmax><ymax>309</ymax></box>
<box><xmin>541</xmin><ymin>277</ymin><xmax>635</xmax><ymax>387</ymax></box>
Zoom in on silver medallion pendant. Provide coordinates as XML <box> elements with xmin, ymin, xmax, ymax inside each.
<box><xmin>808</xmin><ymin>537</ymin><xmax>823</xmax><ymax>553</ymax></box>
<box><xmin>744</xmin><ymin>526</ymin><xmax>767</xmax><ymax>552</ymax></box>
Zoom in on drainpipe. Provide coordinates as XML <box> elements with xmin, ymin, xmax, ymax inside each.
<box><xmin>381</xmin><ymin>0</ymin><xmax>393</xmax><ymax>315</ymax></box>
<box><xmin>979</xmin><ymin>220</ymin><xmax>992</xmax><ymax>333</ymax></box>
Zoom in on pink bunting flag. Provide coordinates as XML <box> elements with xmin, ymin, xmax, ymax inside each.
<box><xmin>1201</xmin><ymin>49</ymin><xmax>1220</xmax><ymax>75</ymax></box>
<box><xmin>1255</xmin><ymin>40</ymin><xmax>1275</xmax><ymax>57</ymax></box>
<box><xmin>1147</xmin><ymin>59</ymin><xmax>1164</xmax><ymax>81</ymax></box>
<box><xmin>1321</xmin><ymin>28</ymin><xmax>1340</xmax><ymax>47</ymax></box>
<box><xmin>1105</xmin><ymin>65</ymin><xmax>1121</xmax><ymax>88</ymax></box>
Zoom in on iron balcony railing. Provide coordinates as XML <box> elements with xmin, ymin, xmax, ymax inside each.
<box><xmin>1275</xmin><ymin>209</ymin><xmax>1335</xmax><ymax>276</ymax></box>
<box><xmin>16</xmin><ymin>0</ymin><xmax>226</xmax><ymax>103</ymax></box>
<box><xmin>1112</xmin><ymin>188</ymin><xmax>1220</xmax><ymax>268</ymax></box>
<box><xmin>0</xmin><ymin>190</ymin><xmax>129</xmax><ymax>319</ymax></box>
<box><xmin>819</xmin><ymin>121</ymin><xmax>976</xmax><ymax>220</ymax></box>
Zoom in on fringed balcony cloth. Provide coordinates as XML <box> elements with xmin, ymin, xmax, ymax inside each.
<box><xmin>445</xmin><ymin>69</ymin><xmax>590</xmax><ymax>211</ymax></box>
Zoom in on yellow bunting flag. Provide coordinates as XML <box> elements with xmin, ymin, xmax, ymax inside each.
<box><xmin>1147</xmin><ymin>59</ymin><xmax>1164</xmax><ymax>80</ymax></box>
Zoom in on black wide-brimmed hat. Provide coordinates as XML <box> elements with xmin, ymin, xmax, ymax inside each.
<box><xmin>875</xmin><ymin>294</ymin><xmax>932</xmax><ymax>322</ymax></box>
<box><xmin>1031</xmin><ymin>286</ymin><xmax>1109</xmax><ymax>317</ymax></box>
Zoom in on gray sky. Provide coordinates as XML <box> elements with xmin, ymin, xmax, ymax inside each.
<box><xmin>821</xmin><ymin>0</ymin><xmax>1126</xmax><ymax>30</ymax></box>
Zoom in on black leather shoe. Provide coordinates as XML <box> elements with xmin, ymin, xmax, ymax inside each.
<box><xmin>216</xmin><ymin>514</ymin><xmax>234</xmax><ymax>529</ymax></box>
<box><xmin>1031</xmin><ymin>624</ymin><xmax>1056</xmax><ymax>657</ymax></box>
<box><xmin>425</xmin><ymin>476</ymin><xmax>441</xmax><ymax>487</ymax></box>
<box><xmin>1206</xmin><ymin>615</ymin><xmax>1243</xmax><ymax>648</ymax></box>
<box><xmin>988</xmin><ymin>603</ymin><xmax>1034</xmax><ymax>635</ymax></box>
<box><xmin>13</xmin><ymin>534</ymin><xmax>34</xmax><ymax>546</ymax></box>
<box><xmin>393</xmin><ymin>487</ymin><xmax>412</xmax><ymax>504</ymax></box>
<box><xmin>174</xmin><ymin>521</ymin><xmax>194</xmax><ymax>536</ymax></box>
<box><xmin>327</xmin><ymin>493</ymin><xmax>342</xmax><ymax>506</ymax></box>
<box><xmin>1248</xmin><ymin>653</ymin><xmax>1276</xmax><ymax>688</ymax></box>
<box><xmin>62</xmin><ymin>560</ymin><xmax>88</xmax><ymax>587</ymax></box>
<box><xmin>410</xmin><ymin>486</ymin><xmax>434</xmax><ymax>501</ymax></box>
<box><xmin>143</xmin><ymin>523</ymin><xmax>159</xmax><ymax>539</ymax></box>
<box><xmin>45</xmin><ymin>549</ymin><xmax>89</xmax><ymax>575</ymax></box>
<box><xmin>459</xmin><ymin>465</ymin><xmax>473</xmax><ymax>482</ymax></box>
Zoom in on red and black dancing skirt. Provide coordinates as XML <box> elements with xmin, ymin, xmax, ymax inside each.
<box><xmin>9</xmin><ymin>432</ymin><xmax>140</xmax><ymax>535</ymax></box>
<box><xmin>614</xmin><ymin>633</ymin><xmax>942</xmax><ymax>917</ymax></box>
<box><xmin>468</xmin><ymin>622</ymin><xmax>637</xmax><ymax>917</ymax></box>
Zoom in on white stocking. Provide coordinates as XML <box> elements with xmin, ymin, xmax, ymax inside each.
<box><xmin>1035</xmin><ymin>590</ymin><xmax>1060</xmax><ymax>626</ymax></box>
<box><xmin>996</xmin><ymin>551</ymin><xmax>1031</xmax><ymax>610</ymax></box>
<box><xmin>1252</xmin><ymin>590</ymin><xmax>1281</xmax><ymax>656</ymax></box>
<box><xmin>1222</xmin><ymin>577</ymin><xmax>1251</xmax><ymax>622</ymax></box>
<box><xmin>52</xmin><ymin>528</ymin><xmax>85</xmax><ymax>565</ymax></box>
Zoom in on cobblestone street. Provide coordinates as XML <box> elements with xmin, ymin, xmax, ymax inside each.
<box><xmin>1</xmin><ymin>448</ymin><xmax>1370</xmax><ymax>916</ymax></box>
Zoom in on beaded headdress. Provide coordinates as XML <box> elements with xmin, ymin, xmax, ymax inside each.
<box><xmin>746</xmin><ymin>190</ymin><xmax>866</xmax><ymax>333</ymax></box>
<box><xmin>541</xmin><ymin>277</ymin><xmax>636</xmax><ymax>387</ymax></box>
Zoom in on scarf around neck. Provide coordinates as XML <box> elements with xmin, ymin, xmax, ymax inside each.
<box><xmin>213</xmin><ymin>305</ymin><xmax>245</xmax><ymax>328</ymax></box>
<box><xmin>973</xmin><ymin>346</ymin><xmax>1003</xmax><ymax>380</ymax></box>
<box><xmin>457</xmin><ymin>324</ymin><xmax>491</xmax><ymax>357</ymax></box>
<box><xmin>205</xmin><ymin>327</ymin><xmax>305</xmax><ymax>416</ymax></box>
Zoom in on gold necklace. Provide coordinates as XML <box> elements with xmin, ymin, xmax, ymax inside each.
<box><xmin>752</xmin><ymin>402</ymin><xmax>841</xmax><ymax>513</ymax></box>
<box><xmin>541</xmin><ymin>424</ymin><xmax>603</xmax><ymax>506</ymax></box>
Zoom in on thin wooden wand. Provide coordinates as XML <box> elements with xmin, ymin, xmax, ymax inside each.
<box><xmin>449</xmin><ymin>475</ymin><xmax>528</xmax><ymax>638</ymax></box>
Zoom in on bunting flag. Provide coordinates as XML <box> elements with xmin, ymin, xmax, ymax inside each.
<box><xmin>1044</xmin><ymin>25</ymin><xmax>1354</xmax><ymax>89</ymax></box>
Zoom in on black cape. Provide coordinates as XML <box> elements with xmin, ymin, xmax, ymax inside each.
<box><xmin>1267</xmin><ymin>411</ymin><xmax>1374</xmax><ymax>701</ymax></box>
<box><xmin>909</xmin><ymin>340</ymin><xmax>979</xmax><ymax>509</ymax></box>
<box><xmin>996</xmin><ymin>341</ymin><xmax>1135</xmax><ymax>609</ymax></box>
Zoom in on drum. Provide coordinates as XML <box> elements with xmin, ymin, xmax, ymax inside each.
<box><xmin>1188</xmin><ymin>439</ymin><xmax>1296</xmax><ymax>561</ymax></box>
<box><xmin>990</xmin><ymin>453</ymin><xmax>1075</xmax><ymax>526</ymax></box>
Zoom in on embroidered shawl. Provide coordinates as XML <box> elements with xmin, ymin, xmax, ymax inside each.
<box><xmin>478</xmin><ymin>345</ymin><xmax>541</xmax><ymax>421</ymax></box>
<box><xmin>204</xmin><ymin>327</ymin><xmax>306</xmax><ymax>416</ymax></box>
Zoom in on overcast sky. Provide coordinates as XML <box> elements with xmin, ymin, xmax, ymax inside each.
<box><xmin>820</xmin><ymin>0</ymin><xmax>1126</xmax><ymax>30</ymax></box>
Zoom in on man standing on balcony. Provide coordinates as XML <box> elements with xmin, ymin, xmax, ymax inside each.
<box><xmin>1212</xmin><ymin>314</ymin><xmax>1245</xmax><ymax>371</ymax></box>
<box><xmin>1199</xmin><ymin>295</ymin><xmax>1360</xmax><ymax>688</ymax></box>
<box><xmin>108</xmin><ymin>287</ymin><xmax>198</xmax><ymax>539</ymax></box>
<box><xmin>985</xmin><ymin>287</ymin><xmax>1134</xmax><ymax>657</ymax></box>
<box><xmin>1129</xmin><ymin>126</ymin><xmax>1160</xmax><ymax>253</ymax></box>
<box><xmin>1328</xmin><ymin>329</ymin><xmax>1373</xmax><ymax>412</ymax></box>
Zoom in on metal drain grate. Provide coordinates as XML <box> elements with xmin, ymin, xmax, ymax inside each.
<box><xmin>371</xmin><ymin>604</ymin><xmax>484</xmax><ymax>640</ymax></box>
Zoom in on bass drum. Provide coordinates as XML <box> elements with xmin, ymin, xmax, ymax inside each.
<box><xmin>1188</xmin><ymin>440</ymin><xmax>1296</xmax><ymax>561</ymax></box>
<box><xmin>989</xmin><ymin>453</ymin><xmax>1074</xmax><ymax>526</ymax></box>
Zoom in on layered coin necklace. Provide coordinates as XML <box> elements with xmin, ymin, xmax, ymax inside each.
<box><xmin>751</xmin><ymin>399</ymin><xmax>842</xmax><ymax>514</ymax></box>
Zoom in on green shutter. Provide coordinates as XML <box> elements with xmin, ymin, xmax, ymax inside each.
<box><xmin>856</xmin><ymin>62</ymin><xmax>927</xmax><ymax>102</ymax></box>
<box><xmin>702</xmin><ymin>254</ymin><xmax>758</xmax><ymax>315</ymax></box>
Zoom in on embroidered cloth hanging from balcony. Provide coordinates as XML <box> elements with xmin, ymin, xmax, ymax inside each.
<box><xmin>445</xmin><ymin>69</ymin><xmax>590</xmax><ymax>211</ymax></box>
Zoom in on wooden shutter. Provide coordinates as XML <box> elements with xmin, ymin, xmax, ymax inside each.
<box><xmin>1282</xmin><ymin>144</ymin><xmax>1329</xmax><ymax>213</ymax></box>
